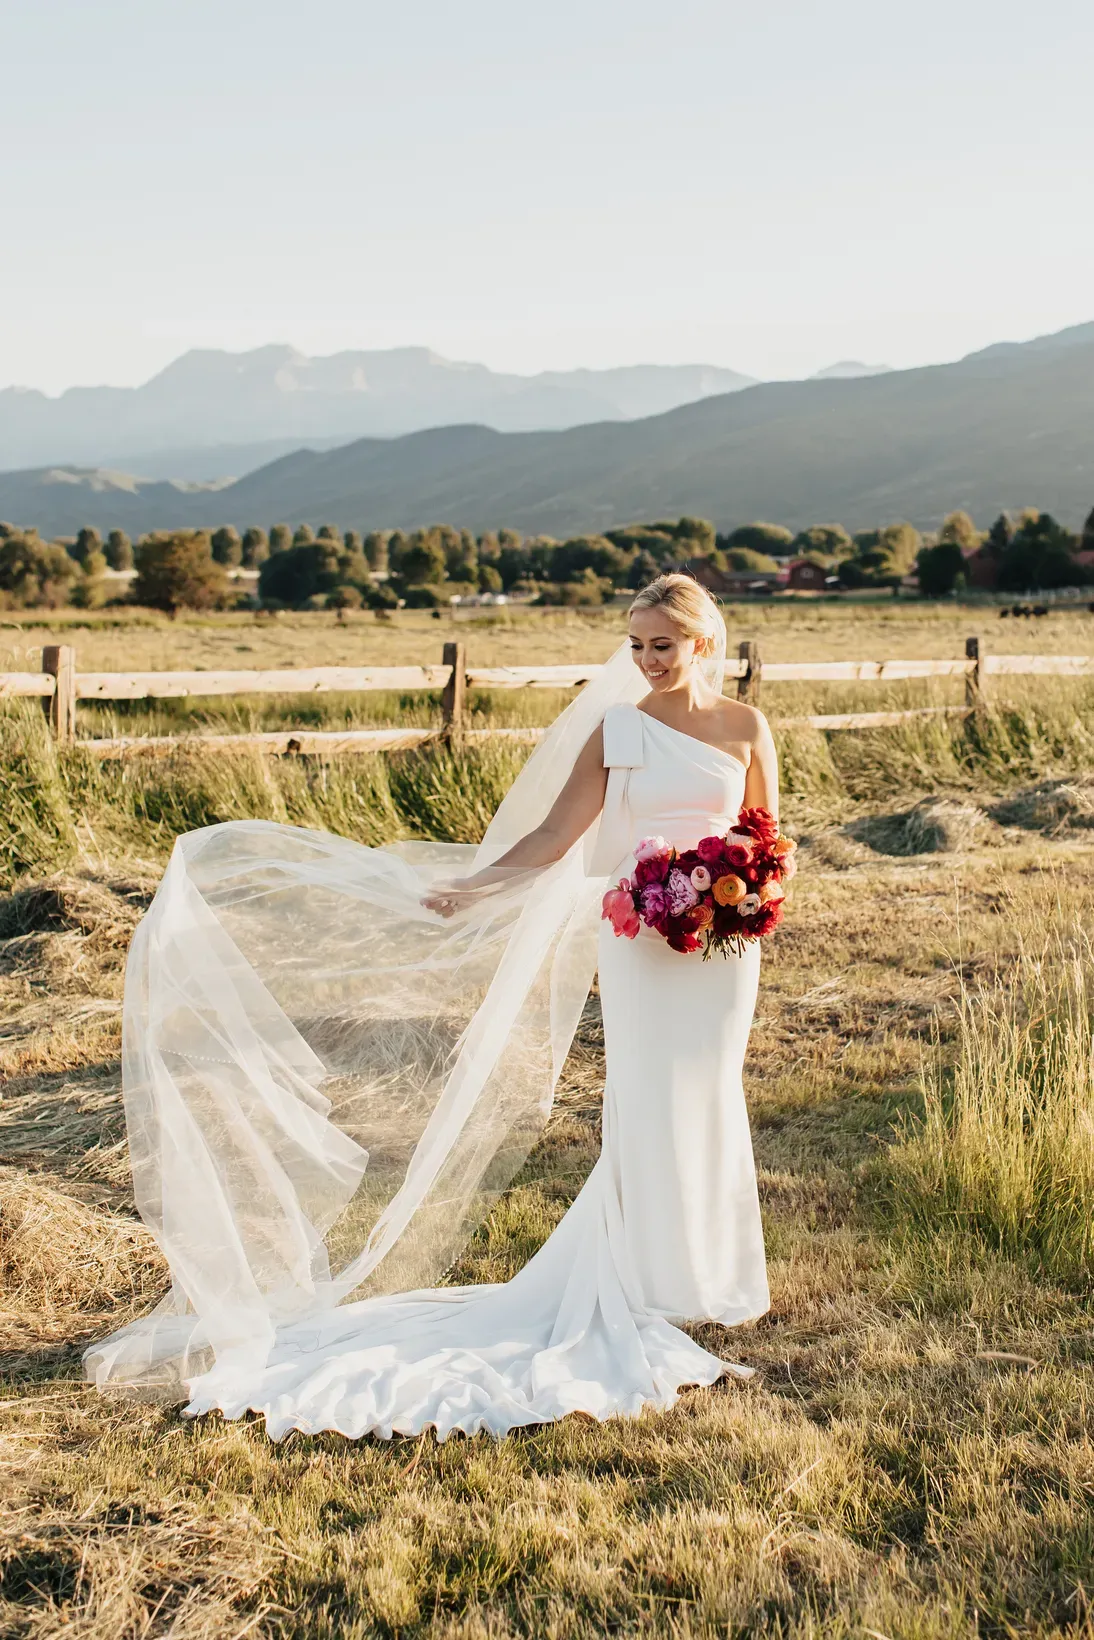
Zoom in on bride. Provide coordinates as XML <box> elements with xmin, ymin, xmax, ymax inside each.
<box><xmin>86</xmin><ymin>574</ymin><xmax>779</xmax><ymax>1440</ymax></box>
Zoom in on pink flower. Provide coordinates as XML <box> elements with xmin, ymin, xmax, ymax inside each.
<box><xmin>738</xmin><ymin>892</ymin><xmax>761</xmax><ymax>917</ymax></box>
<box><xmin>634</xmin><ymin>836</ymin><xmax>670</xmax><ymax>861</ymax></box>
<box><xmin>665</xmin><ymin>867</ymin><xmax>699</xmax><ymax>916</ymax></box>
<box><xmin>601</xmin><ymin>885</ymin><xmax>640</xmax><ymax>939</ymax></box>
<box><xmin>779</xmin><ymin>852</ymin><xmax>797</xmax><ymax>880</ymax></box>
<box><xmin>640</xmin><ymin>882</ymin><xmax>668</xmax><ymax>921</ymax></box>
<box><xmin>696</xmin><ymin>835</ymin><xmax>725</xmax><ymax>865</ymax></box>
<box><xmin>690</xmin><ymin>865</ymin><xmax>712</xmax><ymax>892</ymax></box>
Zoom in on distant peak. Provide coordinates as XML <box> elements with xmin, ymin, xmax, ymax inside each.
<box><xmin>811</xmin><ymin>361</ymin><xmax>894</xmax><ymax>380</ymax></box>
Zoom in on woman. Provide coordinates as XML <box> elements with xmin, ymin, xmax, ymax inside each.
<box><xmin>86</xmin><ymin>575</ymin><xmax>777</xmax><ymax>1440</ymax></box>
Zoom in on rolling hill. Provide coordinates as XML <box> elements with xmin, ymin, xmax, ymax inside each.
<box><xmin>1</xmin><ymin>323</ymin><xmax>1092</xmax><ymax>539</ymax></box>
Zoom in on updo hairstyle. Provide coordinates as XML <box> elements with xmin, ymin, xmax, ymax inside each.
<box><xmin>628</xmin><ymin>573</ymin><xmax>725</xmax><ymax>658</ymax></box>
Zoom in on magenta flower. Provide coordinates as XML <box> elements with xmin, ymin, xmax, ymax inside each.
<box><xmin>639</xmin><ymin>882</ymin><xmax>668</xmax><ymax>922</ymax></box>
<box><xmin>696</xmin><ymin>835</ymin><xmax>725</xmax><ymax>865</ymax></box>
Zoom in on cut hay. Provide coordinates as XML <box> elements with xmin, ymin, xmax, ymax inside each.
<box><xmin>0</xmin><ymin>1171</ymin><xmax>163</xmax><ymax>1313</ymax></box>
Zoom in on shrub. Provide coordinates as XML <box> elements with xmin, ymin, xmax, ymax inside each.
<box><xmin>916</xmin><ymin>541</ymin><xmax>966</xmax><ymax>597</ymax></box>
<box><xmin>269</xmin><ymin>524</ymin><xmax>292</xmax><ymax>554</ymax></box>
<box><xmin>132</xmin><ymin>532</ymin><xmax>230</xmax><ymax>614</ymax></box>
<box><xmin>0</xmin><ymin>532</ymin><xmax>78</xmax><ymax>609</ymax></box>
<box><xmin>403</xmin><ymin>584</ymin><xmax>448</xmax><ymax>609</ymax></box>
<box><xmin>367</xmin><ymin>582</ymin><xmax>399</xmax><ymax>611</ymax></box>
<box><xmin>259</xmin><ymin>542</ymin><xmax>342</xmax><ymax>605</ymax></box>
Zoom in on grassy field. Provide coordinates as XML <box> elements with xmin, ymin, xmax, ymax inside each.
<box><xmin>3</xmin><ymin>606</ymin><xmax>1094</xmax><ymax>1637</ymax></box>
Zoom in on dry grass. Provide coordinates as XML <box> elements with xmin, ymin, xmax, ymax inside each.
<box><xmin>3</xmin><ymin>596</ymin><xmax>1093</xmax><ymax>677</ymax></box>
<box><xmin>2</xmin><ymin>603</ymin><xmax>1094</xmax><ymax>1634</ymax></box>
<box><xmin>2</xmin><ymin>781</ymin><xmax>1094</xmax><ymax>1634</ymax></box>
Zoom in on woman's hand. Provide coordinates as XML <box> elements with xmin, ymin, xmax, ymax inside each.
<box><xmin>421</xmin><ymin>881</ymin><xmax>482</xmax><ymax>918</ymax></box>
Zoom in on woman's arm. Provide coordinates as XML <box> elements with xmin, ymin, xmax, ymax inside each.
<box><xmin>742</xmin><ymin>708</ymin><xmax>780</xmax><ymax>821</ymax></box>
<box><xmin>423</xmin><ymin>726</ymin><xmax>608</xmax><ymax>913</ymax></box>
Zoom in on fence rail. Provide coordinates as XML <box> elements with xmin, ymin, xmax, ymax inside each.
<box><xmin>0</xmin><ymin>638</ymin><xmax>1091</xmax><ymax>755</ymax></box>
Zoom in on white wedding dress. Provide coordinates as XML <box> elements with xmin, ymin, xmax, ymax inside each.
<box><xmin>86</xmin><ymin>651</ymin><xmax>769</xmax><ymax>1440</ymax></box>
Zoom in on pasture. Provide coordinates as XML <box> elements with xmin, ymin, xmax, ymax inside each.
<box><xmin>2</xmin><ymin>598</ymin><xmax>1094</xmax><ymax>1637</ymax></box>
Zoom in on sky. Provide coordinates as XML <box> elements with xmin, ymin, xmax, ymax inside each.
<box><xmin>1</xmin><ymin>0</ymin><xmax>1092</xmax><ymax>395</ymax></box>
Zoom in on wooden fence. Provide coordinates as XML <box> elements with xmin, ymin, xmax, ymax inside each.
<box><xmin>1</xmin><ymin>638</ymin><xmax>1092</xmax><ymax>757</ymax></box>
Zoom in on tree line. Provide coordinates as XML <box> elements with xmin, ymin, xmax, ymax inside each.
<box><xmin>1</xmin><ymin>506</ymin><xmax>1092</xmax><ymax>614</ymax></box>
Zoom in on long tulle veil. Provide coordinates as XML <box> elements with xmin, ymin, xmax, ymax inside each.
<box><xmin>85</xmin><ymin>624</ymin><xmax>727</xmax><ymax>1398</ymax></box>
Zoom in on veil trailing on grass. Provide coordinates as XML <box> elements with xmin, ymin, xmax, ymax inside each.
<box><xmin>86</xmin><ymin>638</ymin><xmax>700</xmax><ymax>1399</ymax></box>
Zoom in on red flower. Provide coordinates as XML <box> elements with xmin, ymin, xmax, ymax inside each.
<box><xmin>696</xmin><ymin>835</ymin><xmax>726</xmax><ymax>865</ymax></box>
<box><xmin>724</xmin><ymin>842</ymin><xmax>752</xmax><ymax>871</ymax></box>
<box><xmin>634</xmin><ymin>854</ymin><xmax>671</xmax><ymax>888</ymax></box>
<box><xmin>738</xmin><ymin>806</ymin><xmax>779</xmax><ymax>846</ymax></box>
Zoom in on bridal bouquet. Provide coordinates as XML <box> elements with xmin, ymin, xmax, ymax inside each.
<box><xmin>601</xmin><ymin>807</ymin><xmax>795</xmax><ymax>957</ymax></box>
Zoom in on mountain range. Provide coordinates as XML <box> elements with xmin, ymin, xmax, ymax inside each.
<box><xmin>0</xmin><ymin>323</ymin><xmax>1091</xmax><ymax>539</ymax></box>
<box><xmin>0</xmin><ymin>347</ymin><xmax>758</xmax><ymax>477</ymax></box>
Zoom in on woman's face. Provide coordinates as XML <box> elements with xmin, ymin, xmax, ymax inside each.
<box><xmin>628</xmin><ymin>607</ymin><xmax>706</xmax><ymax>692</ymax></box>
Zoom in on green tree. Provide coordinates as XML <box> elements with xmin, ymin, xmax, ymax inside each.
<box><xmin>477</xmin><ymin>531</ymin><xmax>501</xmax><ymax>564</ymax></box>
<box><xmin>675</xmin><ymin>517</ymin><xmax>717</xmax><ymax>555</ymax></box>
<box><xmin>105</xmin><ymin>529</ymin><xmax>133</xmax><ymax>571</ymax></box>
<box><xmin>916</xmin><ymin>541</ymin><xmax>965</xmax><ymax>597</ymax></box>
<box><xmin>386</xmin><ymin>531</ymin><xmax>410</xmax><ymax>576</ymax></box>
<box><xmin>0</xmin><ymin>531</ymin><xmax>77</xmax><ymax>609</ymax></box>
<box><xmin>72</xmin><ymin>526</ymin><xmax>102</xmax><ymax>567</ymax></box>
<box><xmin>211</xmin><ymin>525</ymin><xmax>243</xmax><ymax>567</ymax></box>
<box><xmin>849</xmin><ymin>522</ymin><xmax>921</xmax><ymax>583</ymax></box>
<box><xmin>396</xmin><ymin>535</ymin><xmax>447</xmax><ymax>586</ymax></box>
<box><xmin>477</xmin><ymin>563</ymin><xmax>503</xmax><ymax>594</ymax></box>
<box><xmin>938</xmin><ymin>511</ymin><xmax>980</xmax><ymax>552</ymax></box>
<box><xmin>242</xmin><ymin>527</ymin><xmax>269</xmax><ymax>568</ymax></box>
<box><xmin>985</xmin><ymin>514</ymin><xmax>1015</xmax><ymax>557</ymax></box>
<box><xmin>1082</xmin><ymin>505</ymin><xmax>1094</xmax><ymax>553</ymax></box>
<box><xmin>549</xmin><ymin>536</ymin><xmax>628</xmax><ymax>585</ymax></box>
<box><xmin>998</xmin><ymin>512</ymin><xmax>1084</xmax><ymax>590</ymax></box>
<box><xmin>317</xmin><ymin>524</ymin><xmax>340</xmax><ymax>542</ymax></box>
<box><xmin>70</xmin><ymin>547</ymin><xmax>109</xmax><ymax>609</ymax></box>
<box><xmin>269</xmin><ymin>523</ymin><xmax>293</xmax><ymax>554</ymax></box>
<box><xmin>497</xmin><ymin>528</ymin><xmax>522</xmax><ymax>552</ymax></box>
<box><xmin>791</xmin><ymin>524</ymin><xmax>852</xmax><ymax>561</ymax></box>
<box><xmin>259</xmin><ymin>542</ymin><xmax>344</xmax><ymax>606</ymax></box>
<box><xmin>292</xmin><ymin>523</ymin><xmax>315</xmax><ymax>548</ymax></box>
<box><xmin>133</xmin><ymin>533</ymin><xmax>230</xmax><ymax>615</ymax></box>
<box><xmin>343</xmin><ymin>530</ymin><xmax>362</xmax><ymax>555</ymax></box>
<box><xmin>724</xmin><ymin>548</ymin><xmax>779</xmax><ymax>573</ymax></box>
<box><xmin>364</xmin><ymin>531</ymin><xmax>389</xmax><ymax>574</ymax></box>
<box><xmin>627</xmin><ymin>549</ymin><xmax>661</xmax><ymax>590</ymax></box>
<box><xmin>719</xmin><ymin>522</ymin><xmax>794</xmax><ymax>557</ymax></box>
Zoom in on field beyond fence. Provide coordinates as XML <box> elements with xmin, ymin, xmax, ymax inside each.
<box><xmin>3</xmin><ymin>635</ymin><xmax>1094</xmax><ymax>756</ymax></box>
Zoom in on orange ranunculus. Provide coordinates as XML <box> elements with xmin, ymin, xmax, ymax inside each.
<box><xmin>689</xmin><ymin>902</ymin><xmax>714</xmax><ymax>930</ymax></box>
<box><xmin>712</xmin><ymin>873</ymin><xmax>746</xmax><ymax>906</ymax></box>
<box><xmin>773</xmin><ymin>836</ymin><xmax>797</xmax><ymax>857</ymax></box>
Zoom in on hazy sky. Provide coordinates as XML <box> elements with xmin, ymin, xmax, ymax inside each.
<box><xmin>1</xmin><ymin>0</ymin><xmax>1091</xmax><ymax>394</ymax></box>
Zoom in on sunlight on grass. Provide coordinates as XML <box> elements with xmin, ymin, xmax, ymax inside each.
<box><xmin>893</xmin><ymin>924</ymin><xmax>1094</xmax><ymax>1283</ymax></box>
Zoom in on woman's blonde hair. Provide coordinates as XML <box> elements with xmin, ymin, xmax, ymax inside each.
<box><xmin>628</xmin><ymin>572</ymin><xmax>724</xmax><ymax>655</ymax></box>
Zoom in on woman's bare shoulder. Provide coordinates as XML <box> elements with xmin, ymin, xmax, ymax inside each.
<box><xmin>715</xmin><ymin>697</ymin><xmax>771</xmax><ymax>744</ymax></box>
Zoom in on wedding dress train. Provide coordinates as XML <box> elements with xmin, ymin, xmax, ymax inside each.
<box><xmin>86</xmin><ymin>660</ymin><xmax>769</xmax><ymax>1439</ymax></box>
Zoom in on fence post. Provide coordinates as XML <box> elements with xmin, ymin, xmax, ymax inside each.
<box><xmin>737</xmin><ymin>640</ymin><xmax>762</xmax><ymax>706</ymax></box>
<box><xmin>965</xmin><ymin>635</ymin><xmax>985</xmax><ymax>712</ymax></box>
<box><xmin>42</xmin><ymin>645</ymin><xmax>76</xmax><ymax>742</ymax></box>
<box><xmin>441</xmin><ymin>641</ymin><xmax>467</xmax><ymax>734</ymax></box>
